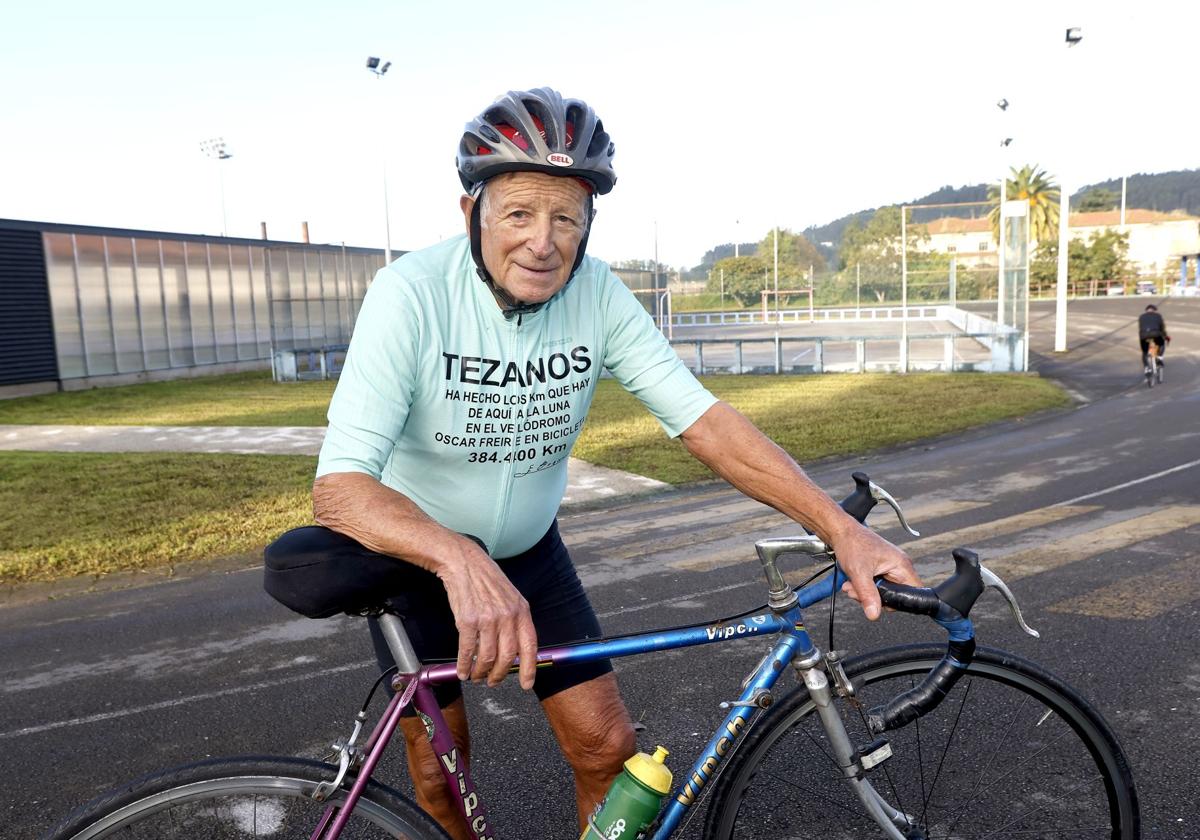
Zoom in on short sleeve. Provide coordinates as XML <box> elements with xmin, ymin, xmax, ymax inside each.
<box><xmin>316</xmin><ymin>269</ymin><xmax>421</xmax><ymax>478</ymax></box>
<box><xmin>599</xmin><ymin>273</ymin><xmax>717</xmax><ymax>438</ymax></box>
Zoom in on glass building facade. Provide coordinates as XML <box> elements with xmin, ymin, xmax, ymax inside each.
<box><xmin>28</xmin><ymin>222</ymin><xmax>388</xmax><ymax>385</ymax></box>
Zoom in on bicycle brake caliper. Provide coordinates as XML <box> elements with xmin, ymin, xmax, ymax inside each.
<box><xmin>824</xmin><ymin>651</ymin><xmax>855</xmax><ymax>699</ymax></box>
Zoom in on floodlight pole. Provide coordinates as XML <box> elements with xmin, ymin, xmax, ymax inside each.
<box><xmin>773</xmin><ymin>226</ymin><xmax>779</xmax><ymax>323</ymax></box>
<box><xmin>367</xmin><ymin>57</ymin><xmax>393</xmax><ymax>263</ymax></box>
<box><xmin>1054</xmin><ymin>27</ymin><xmax>1081</xmax><ymax>353</ymax></box>
<box><xmin>200</xmin><ymin>137</ymin><xmax>232</xmax><ymax>237</ymax></box>
<box><xmin>901</xmin><ymin>206</ymin><xmax>908</xmax><ymax>371</ymax></box>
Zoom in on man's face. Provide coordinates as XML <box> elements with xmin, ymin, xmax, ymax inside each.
<box><xmin>461</xmin><ymin>172</ymin><xmax>590</xmax><ymax>306</ymax></box>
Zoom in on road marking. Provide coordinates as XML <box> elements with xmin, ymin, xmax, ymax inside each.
<box><xmin>0</xmin><ymin>660</ymin><xmax>374</xmax><ymax>740</ymax></box>
<box><xmin>985</xmin><ymin>506</ymin><xmax>1200</xmax><ymax>582</ymax></box>
<box><xmin>1053</xmin><ymin>458</ymin><xmax>1200</xmax><ymax>506</ymax></box>
<box><xmin>665</xmin><ymin>500</ymin><xmax>1002</xmax><ymax>573</ymax></box>
<box><xmin>898</xmin><ymin>506</ymin><xmax>1099</xmax><ymax>560</ymax></box>
<box><xmin>562</xmin><ymin>493</ymin><xmax>763</xmax><ymax>544</ymax></box>
<box><xmin>868</xmin><ymin>499</ymin><xmax>988</xmax><ymax>527</ymax></box>
<box><xmin>1046</xmin><ymin>555</ymin><xmax>1200</xmax><ymax>619</ymax></box>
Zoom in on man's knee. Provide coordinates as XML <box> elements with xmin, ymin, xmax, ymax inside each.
<box><xmin>557</xmin><ymin>699</ymin><xmax>637</xmax><ymax>776</ymax></box>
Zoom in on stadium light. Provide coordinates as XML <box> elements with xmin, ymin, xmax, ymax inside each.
<box><xmin>366</xmin><ymin>56</ymin><xmax>393</xmax><ymax>261</ymax></box>
<box><xmin>200</xmin><ymin>137</ymin><xmax>233</xmax><ymax>236</ymax></box>
<box><xmin>1055</xmin><ymin>29</ymin><xmax>1082</xmax><ymax>351</ymax></box>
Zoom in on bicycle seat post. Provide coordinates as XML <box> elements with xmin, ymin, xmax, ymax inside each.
<box><xmin>376</xmin><ymin>613</ymin><xmax>423</xmax><ymax>675</ymax></box>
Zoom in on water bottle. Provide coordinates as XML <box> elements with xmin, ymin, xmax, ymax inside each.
<box><xmin>579</xmin><ymin>746</ymin><xmax>672</xmax><ymax>840</ymax></box>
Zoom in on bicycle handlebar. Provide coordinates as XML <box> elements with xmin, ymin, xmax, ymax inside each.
<box><xmin>837</xmin><ymin>474</ymin><xmax>984</xmax><ymax>734</ymax></box>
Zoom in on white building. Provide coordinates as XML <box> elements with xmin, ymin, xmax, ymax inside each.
<box><xmin>917</xmin><ymin>210</ymin><xmax>1200</xmax><ymax>276</ymax></box>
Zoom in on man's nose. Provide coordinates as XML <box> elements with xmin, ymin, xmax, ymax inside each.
<box><xmin>524</xmin><ymin>217</ymin><xmax>555</xmax><ymax>259</ymax></box>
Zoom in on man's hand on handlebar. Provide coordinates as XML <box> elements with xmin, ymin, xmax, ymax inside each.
<box><xmin>829</xmin><ymin>524</ymin><xmax>922</xmax><ymax>621</ymax></box>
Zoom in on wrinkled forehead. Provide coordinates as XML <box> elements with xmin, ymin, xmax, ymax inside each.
<box><xmin>481</xmin><ymin>171</ymin><xmax>591</xmax><ymax>213</ymax></box>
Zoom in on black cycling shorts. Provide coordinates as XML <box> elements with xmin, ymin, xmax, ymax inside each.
<box><xmin>264</xmin><ymin>522</ymin><xmax>611</xmax><ymax>714</ymax></box>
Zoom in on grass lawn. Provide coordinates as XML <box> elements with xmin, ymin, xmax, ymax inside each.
<box><xmin>0</xmin><ymin>371</ymin><xmax>1067</xmax><ymax>586</ymax></box>
<box><xmin>0</xmin><ymin>372</ymin><xmax>335</xmax><ymax>427</ymax></box>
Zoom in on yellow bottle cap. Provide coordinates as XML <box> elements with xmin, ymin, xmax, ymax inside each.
<box><xmin>623</xmin><ymin>745</ymin><xmax>673</xmax><ymax>794</ymax></box>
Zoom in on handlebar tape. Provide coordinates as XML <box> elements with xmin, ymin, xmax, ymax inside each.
<box><xmin>867</xmin><ymin>549</ymin><xmax>984</xmax><ymax>734</ymax></box>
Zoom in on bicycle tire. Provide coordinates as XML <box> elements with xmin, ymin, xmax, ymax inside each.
<box><xmin>704</xmin><ymin>644</ymin><xmax>1139</xmax><ymax>839</ymax></box>
<box><xmin>43</xmin><ymin>755</ymin><xmax>452</xmax><ymax>840</ymax></box>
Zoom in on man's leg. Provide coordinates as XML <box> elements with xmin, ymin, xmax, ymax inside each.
<box><xmin>1140</xmin><ymin>338</ymin><xmax>1151</xmax><ymax>371</ymax></box>
<box><xmin>541</xmin><ymin>672</ymin><xmax>638</xmax><ymax>831</ymax></box>
<box><xmin>399</xmin><ymin>697</ymin><xmax>474</xmax><ymax>840</ymax></box>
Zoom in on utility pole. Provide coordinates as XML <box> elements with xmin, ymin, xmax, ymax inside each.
<box><xmin>1055</xmin><ymin>26</ymin><xmax>1082</xmax><ymax>352</ymax></box>
<box><xmin>366</xmin><ymin>56</ymin><xmax>393</xmax><ymax>263</ymax></box>
<box><xmin>199</xmin><ymin>137</ymin><xmax>232</xmax><ymax>236</ymax></box>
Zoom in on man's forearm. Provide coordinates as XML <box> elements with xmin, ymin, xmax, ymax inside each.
<box><xmin>679</xmin><ymin>401</ymin><xmax>859</xmax><ymax>545</ymax></box>
<box><xmin>312</xmin><ymin>472</ymin><xmax>472</xmax><ymax>575</ymax></box>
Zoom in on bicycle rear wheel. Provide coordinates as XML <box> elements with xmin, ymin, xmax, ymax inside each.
<box><xmin>704</xmin><ymin>644</ymin><xmax>1138</xmax><ymax>839</ymax></box>
<box><xmin>45</xmin><ymin>755</ymin><xmax>450</xmax><ymax>839</ymax></box>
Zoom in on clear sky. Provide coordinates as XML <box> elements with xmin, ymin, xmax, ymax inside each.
<box><xmin>1</xmin><ymin>0</ymin><xmax>1196</xmax><ymax>268</ymax></box>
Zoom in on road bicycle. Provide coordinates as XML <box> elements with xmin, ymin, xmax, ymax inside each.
<box><xmin>1145</xmin><ymin>343</ymin><xmax>1164</xmax><ymax>388</ymax></box>
<box><xmin>45</xmin><ymin>473</ymin><xmax>1140</xmax><ymax>839</ymax></box>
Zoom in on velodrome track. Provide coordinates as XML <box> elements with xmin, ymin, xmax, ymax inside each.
<box><xmin>2</xmin><ymin>297</ymin><xmax>1197</xmax><ymax>838</ymax></box>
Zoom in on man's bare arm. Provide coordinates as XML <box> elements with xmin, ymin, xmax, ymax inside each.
<box><xmin>678</xmin><ymin>401</ymin><xmax>920</xmax><ymax>619</ymax></box>
<box><xmin>313</xmin><ymin>473</ymin><xmax>537</xmax><ymax>688</ymax></box>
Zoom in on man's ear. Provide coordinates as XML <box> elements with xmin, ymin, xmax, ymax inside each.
<box><xmin>459</xmin><ymin>193</ymin><xmax>475</xmax><ymax>235</ymax></box>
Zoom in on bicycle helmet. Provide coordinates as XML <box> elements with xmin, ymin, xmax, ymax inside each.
<box><xmin>457</xmin><ymin>87</ymin><xmax>616</xmax><ymax>196</ymax></box>
<box><xmin>456</xmin><ymin>88</ymin><xmax>617</xmax><ymax>317</ymax></box>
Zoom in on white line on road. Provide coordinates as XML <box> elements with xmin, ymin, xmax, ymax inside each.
<box><xmin>1054</xmin><ymin>458</ymin><xmax>1200</xmax><ymax>506</ymax></box>
<box><xmin>0</xmin><ymin>660</ymin><xmax>374</xmax><ymax>740</ymax></box>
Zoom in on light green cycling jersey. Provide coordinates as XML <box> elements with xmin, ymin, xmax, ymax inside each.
<box><xmin>317</xmin><ymin>235</ymin><xmax>717</xmax><ymax>558</ymax></box>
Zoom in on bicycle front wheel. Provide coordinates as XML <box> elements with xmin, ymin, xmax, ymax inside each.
<box><xmin>705</xmin><ymin>644</ymin><xmax>1138</xmax><ymax>839</ymax></box>
<box><xmin>45</xmin><ymin>755</ymin><xmax>451</xmax><ymax>839</ymax></box>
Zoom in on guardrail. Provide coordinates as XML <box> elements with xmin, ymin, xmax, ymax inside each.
<box><xmin>668</xmin><ymin>305</ymin><xmax>944</xmax><ymax>327</ymax></box>
<box><xmin>272</xmin><ymin>345</ymin><xmax>348</xmax><ymax>381</ymax></box>
<box><xmin>270</xmin><ymin>306</ymin><xmax>1025</xmax><ymax>382</ymax></box>
<box><xmin>668</xmin><ymin>331</ymin><xmax>1020</xmax><ymax>374</ymax></box>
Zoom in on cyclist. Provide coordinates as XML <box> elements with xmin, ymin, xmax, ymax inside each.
<box><xmin>267</xmin><ymin>87</ymin><xmax>920</xmax><ymax>839</ymax></box>
<box><xmin>1138</xmin><ymin>304</ymin><xmax>1170</xmax><ymax>373</ymax></box>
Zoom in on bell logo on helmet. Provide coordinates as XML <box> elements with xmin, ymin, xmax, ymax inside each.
<box><xmin>547</xmin><ymin>153</ymin><xmax>574</xmax><ymax>167</ymax></box>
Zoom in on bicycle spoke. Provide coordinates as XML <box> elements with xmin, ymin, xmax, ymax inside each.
<box><xmin>970</xmin><ymin>774</ymin><xmax>1112</xmax><ymax>839</ymax></box>
<box><xmin>752</xmin><ymin>766</ymin><xmax>865</xmax><ymax>820</ymax></box>
<box><xmin>919</xmin><ymin>675</ymin><xmax>974</xmax><ymax>832</ymax></box>
<box><xmin>942</xmin><ymin>687</ymin><xmax>1033</xmax><ymax>836</ymax></box>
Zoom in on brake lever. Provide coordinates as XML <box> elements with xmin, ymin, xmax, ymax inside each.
<box><xmin>869</xmin><ymin>480</ymin><xmax>920</xmax><ymax>537</ymax></box>
<box><xmin>980</xmin><ymin>565</ymin><xmax>1040</xmax><ymax>638</ymax></box>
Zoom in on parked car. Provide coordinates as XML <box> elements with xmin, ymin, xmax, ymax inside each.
<box><xmin>1105</xmin><ymin>285</ymin><xmax>1125</xmax><ymax>296</ymax></box>
<box><xmin>1135</xmin><ymin>281</ymin><xmax>1157</xmax><ymax>296</ymax></box>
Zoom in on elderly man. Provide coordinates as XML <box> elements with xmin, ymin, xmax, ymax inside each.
<box><xmin>274</xmin><ymin>87</ymin><xmax>918</xmax><ymax>839</ymax></box>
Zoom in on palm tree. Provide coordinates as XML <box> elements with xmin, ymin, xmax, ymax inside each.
<box><xmin>988</xmin><ymin>164</ymin><xmax>1061</xmax><ymax>245</ymax></box>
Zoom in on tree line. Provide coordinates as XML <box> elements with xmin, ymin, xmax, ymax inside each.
<box><xmin>694</xmin><ymin>163</ymin><xmax>1144</xmax><ymax>307</ymax></box>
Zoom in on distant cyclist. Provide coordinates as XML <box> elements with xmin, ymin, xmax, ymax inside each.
<box><xmin>1137</xmin><ymin>304</ymin><xmax>1170</xmax><ymax>373</ymax></box>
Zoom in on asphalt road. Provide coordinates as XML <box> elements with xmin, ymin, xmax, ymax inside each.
<box><xmin>3</xmin><ymin>297</ymin><xmax>1198</xmax><ymax>839</ymax></box>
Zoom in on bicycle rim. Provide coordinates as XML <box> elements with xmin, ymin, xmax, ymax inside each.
<box><xmin>705</xmin><ymin>645</ymin><xmax>1138</xmax><ymax>839</ymax></box>
<box><xmin>46</xmin><ymin>756</ymin><xmax>449</xmax><ymax>839</ymax></box>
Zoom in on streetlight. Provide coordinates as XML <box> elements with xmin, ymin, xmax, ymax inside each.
<box><xmin>1054</xmin><ymin>27</ymin><xmax>1082</xmax><ymax>352</ymax></box>
<box><xmin>995</xmin><ymin>98</ymin><xmax>1011</xmax><ymax>325</ymax></box>
<box><xmin>366</xmin><ymin>56</ymin><xmax>393</xmax><ymax>263</ymax></box>
<box><xmin>200</xmin><ymin>137</ymin><xmax>232</xmax><ymax>236</ymax></box>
